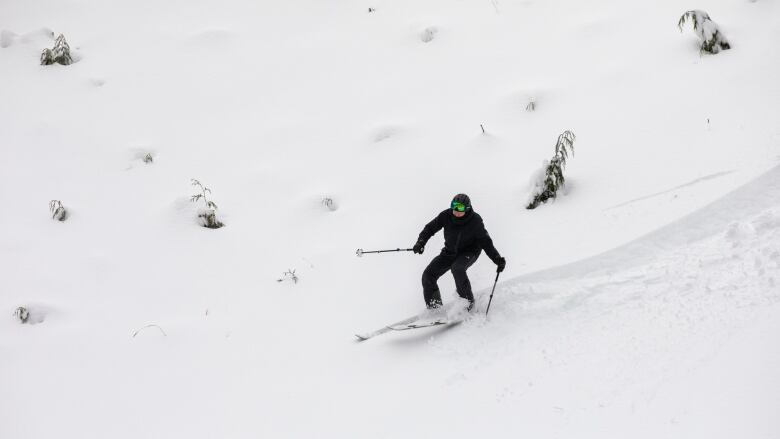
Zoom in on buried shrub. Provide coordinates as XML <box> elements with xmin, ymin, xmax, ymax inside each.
<box><xmin>14</xmin><ymin>307</ymin><xmax>29</xmax><ymax>324</ymax></box>
<box><xmin>277</xmin><ymin>269</ymin><xmax>299</xmax><ymax>284</ymax></box>
<box><xmin>190</xmin><ymin>179</ymin><xmax>224</xmax><ymax>229</ymax></box>
<box><xmin>41</xmin><ymin>34</ymin><xmax>73</xmax><ymax>65</ymax></box>
<box><xmin>49</xmin><ymin>200</ymin><xmax>67</xmax><ymax>221</ymax></box>
<box><xmin>526</xmin><ymin>130</ymin><xmax>576</xmax><ymax>210</ymax></box>
<box><xmin>322</xmin><ymin>197</ymin><xmax>338</xmax><ymax>212</ymax></box>
<box><xmin>420</xmin><ymin>27</ymin><xmax>437</xmax><ymax>43</ymax></box>
<box><xmin>678</xmin><ymin>10</ymin><xmax>731</xmax><ymax>54</ymax></box>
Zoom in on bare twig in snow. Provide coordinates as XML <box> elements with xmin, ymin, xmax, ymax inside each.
<box><xmin>132</xmin><ymin>324</ymin><xmax>167</xmax><ymax>338</ymax></box>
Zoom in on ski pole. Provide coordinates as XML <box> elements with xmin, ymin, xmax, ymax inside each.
<box><xmin>485</xmin><ymin>272</ymin><xmax>501</xmax><ymax>317</ymax></box>
<box><xmin>355</xmin><ymin>248</ymin><xmax>413</xmax><ymax>257</ymax></box>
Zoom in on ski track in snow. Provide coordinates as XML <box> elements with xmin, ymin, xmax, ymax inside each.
<box><xmin>605</xmin><ymin>170</ymin><xmax>735</xmax><ymax>210</ymax></box>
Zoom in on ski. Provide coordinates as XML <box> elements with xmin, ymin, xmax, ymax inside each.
<box><xmin>389</xmin><ymin>319</ymin><xmax>449</xmax><ymax>330</ymax></box>
<box><xmin>354</xmin><ymin>313</ymin><xmax>423</xmax><ymax>341</ymax></box>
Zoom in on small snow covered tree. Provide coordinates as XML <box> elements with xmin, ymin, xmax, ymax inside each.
<box><xmin>14</xmin><ymin>306</ymin><xmax>29</xmax><ymax>324</ymax></box>
<box><xmin>190</xmin><ymin>179</ymin><xmax>224</xmax><ymax>229</ymax></box>
<box><xmin>52</xmin><ymin>34</ymin><xmax>72</xmax><ymax>64</ymax></box>
<box><xmin>40</xmin><ymin>49</ymin><xmax>54</xmax><ymax>65</ymax></box>
<box><xmin>526</xmin><ymin>130</ymin><xmax>576</xmax><ymax>210</ymax></box>
<box><xmin>49</xmin><ymin>200</ymin><xmax>67</xmax><ymax>221</ymax></box>
<box><xmin>421</xmin><ymin>27</ymin><xmax>437</xmax><ymax>43</ymax></box>
<box><xmin>322</xmin><ymin>197</ymin><xmax>338</xmax><ymax>211</ymax></box>
<box><xmin>678</xmin><ymin>10</ymin><xmax>731</xmax><ymax>54</ymax></box>
<box><xmin>41</xmin><ymin>34</ymin><xmax>73</xmax><ymax>65</ymax></box>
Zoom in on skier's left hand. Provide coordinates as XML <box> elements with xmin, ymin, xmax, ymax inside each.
<box><xmin>496</xmin><ymin>257</ymin><xmax>506</xmax><ymax>273</ymax></box>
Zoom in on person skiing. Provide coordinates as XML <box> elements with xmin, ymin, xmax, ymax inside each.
<box><xmin>413</xmin><ymin>194</ymin><xmax>506</xmax><ymax>311</ymax></box>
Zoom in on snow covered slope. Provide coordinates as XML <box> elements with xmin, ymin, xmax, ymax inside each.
<box><xmin>482</xmin><ymin>165</ymin><xmax>780</xmax><ymax>438</ymax></box>
<box><xmin>1</xmin><ymin>0</ymin><xmax>779</xmax><ymax>437</ymax></box>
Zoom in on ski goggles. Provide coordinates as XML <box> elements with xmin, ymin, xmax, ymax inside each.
<box><xmin>451</xmin><ymin>201</ymin><xmax>467</xmax><ymax>212</ymax></box>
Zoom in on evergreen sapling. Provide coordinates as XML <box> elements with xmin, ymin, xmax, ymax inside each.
<box><xmin>527</xmin><ymin>131</ymin><xmax>576</xmax><ymax>210</ymax></box>
<box><xmin>678</xmin><ymin>10</ymin><xmax>731</xmax><ymax>54</ymax></box>
<box><xmin>190</xmin><ymin>179</ymin><xmax>224</xmax><ymax>229</ymax></box>
<box><xmin>322</xmin><ymin>197</ymin><xmax>338</xmax><ymax>211</ymax></box>
<box><xmin>49</xmin><ymin>200</ymin><xmax>67</xmax><ymax>221</ymax></box>
<box><xmin>40</xmin><ymin>34</ymin><xmax>73</xmax><ymax>65</ymax></box>
<box><xmin>421</xmin><ymin>27</ymin><xmax>437</xmax><ymax>43</ymax></box>
<box><xmin>14</xmin><ymin>307</ymin><xmax>29</xmax><ymax>324</ymax></box>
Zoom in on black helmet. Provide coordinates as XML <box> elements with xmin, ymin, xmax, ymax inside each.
<box><xmin>451</xmin><ymin>193</ymin><xmax>472</xmax><ymax>211</ymax></box>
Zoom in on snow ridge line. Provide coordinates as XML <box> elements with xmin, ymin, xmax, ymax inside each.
<box><xmin>518</xmin><ymin>164</ymin><xmax>780</xmax><ymax>282</ymax></box>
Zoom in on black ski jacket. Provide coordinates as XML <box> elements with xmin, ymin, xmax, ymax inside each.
<box><xmin>417</xmin><ymin>209</ymin><xmax>502</xmax><ymax>263</ymax></box>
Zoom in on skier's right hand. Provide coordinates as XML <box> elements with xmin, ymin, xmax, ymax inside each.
<box><xmin>412</xmin><ymin>240</ymin><xmax>425</xmax><ymax>254</ymax></box>
<box><xmin>496</xmin><ymin>257</ymin><xmax>506</xmax><ymax>273</ymax></box>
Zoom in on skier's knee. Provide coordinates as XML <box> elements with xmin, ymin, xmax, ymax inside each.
<box><xmin>451</xmin><ymin>266</ymin><xmax>467</xmax><ymax>278</ymax></box>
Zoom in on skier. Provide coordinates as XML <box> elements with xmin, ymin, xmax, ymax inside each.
<box><xmin>413</xmin><ymin>194</ymin><xmax>506</xmax><ymax>311</ymax></box>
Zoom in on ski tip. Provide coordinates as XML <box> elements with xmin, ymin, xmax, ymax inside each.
<box><xmin>355</xmin><ymin>334</ymin><xmax>369</xmax><ymax>341</ymax></box>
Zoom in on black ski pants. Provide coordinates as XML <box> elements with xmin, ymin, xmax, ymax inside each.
<box><xmin>422</xmin><ymin>251</ymin><xmax>480</xmax><ymax>308</ymax></box>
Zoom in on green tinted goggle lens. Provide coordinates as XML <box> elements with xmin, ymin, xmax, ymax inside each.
<box><xmin>451</xmin><ymin>202</ymin><xmax>466</xmax><ymax>212</ymax></box>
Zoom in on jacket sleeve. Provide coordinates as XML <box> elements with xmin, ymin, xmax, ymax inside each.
<box><xmin>417</xmin><ymin>211</ymin><xmax>445</xmax><ymax>244</ymax></box>
<box><xmin>478</xmin><ymin>223</ymin><xmax>502</xmax><ymax>264</ymax></box>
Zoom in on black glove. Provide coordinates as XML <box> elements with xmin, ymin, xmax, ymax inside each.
<box><xmin>412</xmin><ymin>240</ymin><xmax>425</xmax><ymax>254</ymax></box>
<box><xmin>496</xmin><ymin>257</ymin><xmax>506</xmax><ymax>273</ymax></box>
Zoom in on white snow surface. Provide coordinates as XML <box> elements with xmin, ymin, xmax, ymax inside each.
<box><xmin>2</xmin><ymin>0</ymin><xmax>780</xmax><ymax>437</ymax></box>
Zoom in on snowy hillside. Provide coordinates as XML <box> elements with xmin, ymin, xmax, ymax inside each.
<box><xmin>1</xmin><ymin>0</ymin><xmax>779</xmax><ymax>437</ymax></box>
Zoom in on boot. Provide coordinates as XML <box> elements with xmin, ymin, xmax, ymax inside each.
<box><xmin>425</xmin><ymin>289</ymin><xmax>443</xmax><ymax>309</ymax></box>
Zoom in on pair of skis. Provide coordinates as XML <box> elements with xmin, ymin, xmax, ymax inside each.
<box><xmin>355</xmin><ymin>303</ymin><xmax>463</xmax><ymax>341</ymax></box>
